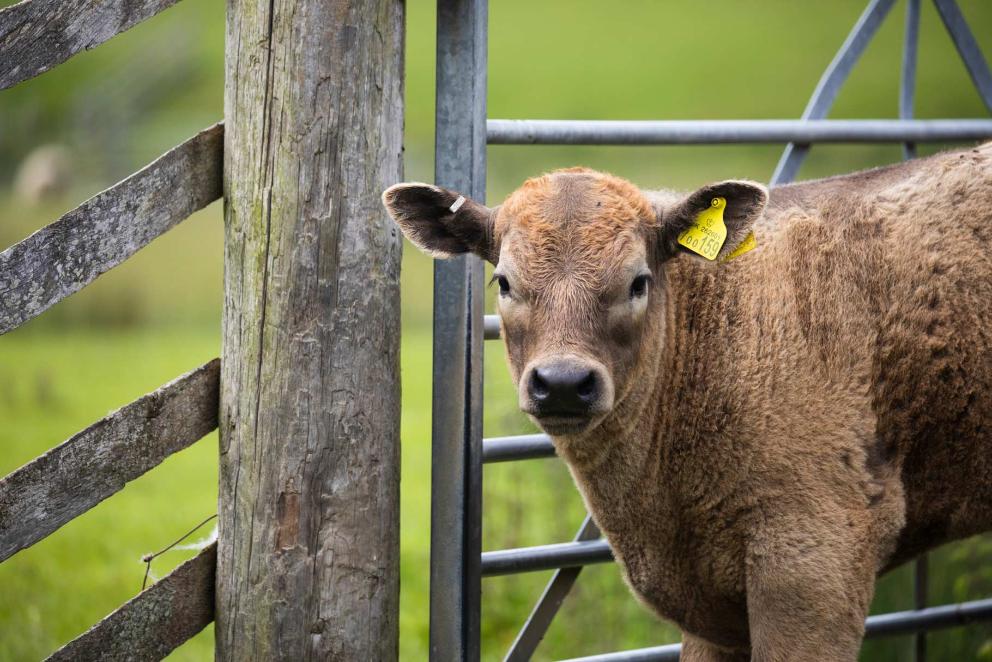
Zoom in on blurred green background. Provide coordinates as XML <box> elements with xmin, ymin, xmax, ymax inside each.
<box><xmin>1</xmin><ymin>0</ymin><xmax>991</xmax><ymax>660</ymax></box>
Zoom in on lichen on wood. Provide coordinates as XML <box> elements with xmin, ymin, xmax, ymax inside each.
<box><xmin>46</xmin><ymin>543</ymin><xmax>216</xmax><ymax>661</ymax></box>
<box><xmin>218</xmin><ymin>0</ymin><xmax>404</xmax><ymax>659</ymax></box>
<box><xmin>0</xmin><ymin>0</ymin><xmax>184</xmax><ymax>90</ymax></box>
<box><xmin>0</xmin><ymin>360</ymin><xmax>219</xmax><ymax>562</ymax></box>
<box><xmin>0</xmin><ymin>123</ymin><xmax>222</xmax><ymax>335</ymax></box>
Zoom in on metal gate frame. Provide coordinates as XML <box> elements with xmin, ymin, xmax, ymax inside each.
<box><xmin>429</xmin><ymin>1</ymin><xmax>992</xmax><ymax>660</ymax></box>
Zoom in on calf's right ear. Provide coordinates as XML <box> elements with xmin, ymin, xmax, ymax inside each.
<box><xmin>658</xmin><ymin>180</ymin><xmax>768</xmax><ymax>262</ymax></box>
<box><xmin>382</xmin><ymin>183</ymin><xmax>498</xmax><ymax>264</ymax></box>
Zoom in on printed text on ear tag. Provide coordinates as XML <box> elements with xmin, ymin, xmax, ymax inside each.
<box><xmin>722</xmin><ymin>231</ymin><xmax>757</xmax><ymax>261</ymax></box>
<box><xmin>677</xmin><ymin>197</ymin><xmax>727</xmax><ymax>261</ymax></box>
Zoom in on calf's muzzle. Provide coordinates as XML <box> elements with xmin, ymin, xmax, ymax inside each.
<box><xmin>530</xmin><ymin>362</ymin><xmax>598</xmax><ymax>414</ymax></box>
<box><xmin>521</xmin><ymin>356</ymin><xmax>613</xmax><ymax>433</ymax></box>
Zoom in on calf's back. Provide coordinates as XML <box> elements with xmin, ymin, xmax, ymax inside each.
<box><xmin>729</xmin><ymin>143</ymin><xmax>992</xmax><ymax>566</ymax></box>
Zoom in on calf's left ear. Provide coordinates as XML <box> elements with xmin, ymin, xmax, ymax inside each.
<box><xmin>382</xmin><ymin>183</ymin><xmax>498</xmax><ymax>264</ymax></box>
<box><xmin>658</xmin><ymin>180</ymin><xmax>768</xmax><ymax>262</ymax></box>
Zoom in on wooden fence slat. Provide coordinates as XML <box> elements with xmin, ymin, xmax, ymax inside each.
<box><xmin>0</xmin><ymin>122</ymin><xmax>223</xmax><ymax>336</ymax></box>
<box><xmin>0</xmin><ymin>0</ymin><xmax>183</xmax><ymax>90</ymax></box>
<box><xmin>46</xmin><ymin>542</ymin><xmax>216</xmax><ymax>661</ymax></box>
<box><xmin>0</xmin><ymin>359</ymin><xmax>219</xmax><ymax>563</ymax></box>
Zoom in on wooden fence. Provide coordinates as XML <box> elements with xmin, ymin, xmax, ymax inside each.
<box><xmin>0</xmin><ymin>0</ymin><xmax>403</xmax><ymax>659</ymax></box>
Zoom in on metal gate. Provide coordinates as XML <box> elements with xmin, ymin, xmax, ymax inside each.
<box><xmin>428</xmin><ymin>1</ymin><xmax>992</xmax><ymax>660</ymax></box>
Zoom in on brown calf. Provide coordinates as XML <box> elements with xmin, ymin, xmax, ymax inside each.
<box><xmin>383</xmin><ymin>144</ymin><xmax>992</xmax><ymax>661</ymax></box>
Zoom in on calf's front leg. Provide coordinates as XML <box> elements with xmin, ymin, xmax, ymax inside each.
<box><xmin>745</xmin><ymin>518</ymin><xmax>876</xmax><ymax>662</ymax></box>
<box><xmin>680</xmin><ymin>632</ymin><xmax>748</xmax><ymax>662</ymax></box>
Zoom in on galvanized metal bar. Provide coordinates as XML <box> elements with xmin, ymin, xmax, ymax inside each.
<box><xmin>484</xmin><ymin>314</ymin><xmax>501</xmax><ymax>340</ymax></box>
<box><xmin>560</xmin><ymin>644</ymin><xmax>682</xmax><ymax>662</ymax></box>
<box><xmin>932</xmin><ymin>0</ymin><xmax>992</xmax><ymax>113</ymax></box>
<box><xmin>901</xmin><ymin>0</ymin><xmax>921</xmax><ymax>160</ymax></box>
<box><xmin>556</xmin><ymin>598</ymin><xmax>992</xmax><ymax>661</ymax></box>
<box><xmin>866</xmin><ymin>596</ymin><xmax>992</xmax><ymax>637</ymax></box>
<box><xmin>431</xmin><ymin>0</ymin><xmax>487</xmax><ymax>659</ymax></box>
<box><xmin>486</xmin><ymin>118</ymin><xmax>992</xmax><ymax>146</ymax></box>
<box><xmin>483</xmin><ymin>434</ymin><xmax>556</xmax><ymax>463</ymax></box>
<box><xmin>771</xmin><ymin>0</ymin><xmax>898</xmax><ymax>184</ymax></box>
<box><xmin>481</xmin><ymin>539</ymin><xmax>613</xmax><ymax>577</ymax></box>
<box><xmin>503</xmin><ymin>515</ymin><xmax>601</xmax><ymax>662</ymax></box>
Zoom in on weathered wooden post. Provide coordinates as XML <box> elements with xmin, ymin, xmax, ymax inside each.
<box><xmin>217</xmin><ymin>0</ymin><xmax>403</xmax><ymax>659</ymax></box>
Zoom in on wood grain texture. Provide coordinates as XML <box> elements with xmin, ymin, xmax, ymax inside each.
<box><xmin>0</xmin><ymin>123</ymin><xmax>222</xmax><ymax>335</ymax></box>
<box><xmin>217</xmin><ymin>0</ymin><xmax>403</xmax><ymax>659</ymax></box>
<box><xmin>46</xmin><ymin>542</ymin><xmax>216</xmax><ymax>661</ymax></box>
<box><xmin>0</xmin><ymin>0</ymin><xmax>182</xmax><ymax>90</ymax></box>
<box><xmin>0</xmin><ymin>360</ymin><xmax>219</xmax><ymax>563</ymax></box>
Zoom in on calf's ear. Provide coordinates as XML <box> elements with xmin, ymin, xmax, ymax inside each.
<box><xmin>658</xmin><ymin>180</ymin><xmax>768</xmax><ymax>262</ymax></box>
<box><xmin>382</xmin><ymin>183</ymin><xmax>498</xmax><ymax>264</ymax></box>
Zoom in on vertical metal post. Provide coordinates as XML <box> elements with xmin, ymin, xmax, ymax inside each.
<box><xmin>914</xmin><ymin>554</ymin><xmax>929</xmax><ymax>662</ymax></box>
<box><xmin>900</xmin><ymin>0</ymin><xmax>920</xmax><ymax>160</ymax></box>
<box><xmin>431</xmin><ymin>0</ymin><xmax>487</xmax><ymax>660</ymax></box>
<box><xmin>901</xmin><ymin>4</ymin><xmax>927</xmax><ymax>660</ymax></box>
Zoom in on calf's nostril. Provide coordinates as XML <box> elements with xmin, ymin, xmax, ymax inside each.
<box><xmin>576</xmin><ymin>371</ymin><xmax>597</xmax><ymax>400</ymax></box>
<box><xmin>530</xmin><ymin>370</ymin><xmax>550</xmax><ymax>399</ymax></box>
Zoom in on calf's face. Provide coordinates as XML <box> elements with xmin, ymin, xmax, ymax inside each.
<box><xmin>383</xmin><ymin>169</ymin><xmax>766</xmax><ymax>436</ymax></box>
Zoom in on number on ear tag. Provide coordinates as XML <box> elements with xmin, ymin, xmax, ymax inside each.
<box><xmin>677</xmin><ymin>197</ymin><xmax>727</xmax><ymax>261</ymax></box>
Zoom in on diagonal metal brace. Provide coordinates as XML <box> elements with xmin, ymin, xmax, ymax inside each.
<box><xmin>771</xmin><ymin>0</ymin><xmax>898</xmax><ymax>184</ymax></box>
<box><xmin>932</xmin><ymin>0</ymin><xmax>992</xmax><ymax>113</ymax></box>
<box><xmin>503</xmin><ymin>514</ymin><xmax>602</xmax><ymax>661</ymax></box>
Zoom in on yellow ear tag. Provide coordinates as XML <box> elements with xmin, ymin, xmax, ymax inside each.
<box><xmin>722</xmin><ymin>231</ymin><xmax>757</xmax><ymax>262</ymax></box>
<box><xmin>677</xmin><ymin>197</ymin><xmax>727</xmax><ymax>261</ymax></box>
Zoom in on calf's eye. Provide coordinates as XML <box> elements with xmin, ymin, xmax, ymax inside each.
<box><xmin>496</xmin><ymin>275</ymin><xmax>511</xmax><ymax>296</ymax></box>
<box><xmin>629</xmin><ymin>274</ymin><xmax>650</xmax><ymax>299</ymax></box>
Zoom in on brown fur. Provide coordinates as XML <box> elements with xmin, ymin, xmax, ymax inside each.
<box><xmin>382</xmin><ymin>143</ymin><xmax>992</xmax><ymax>661</ymax></box>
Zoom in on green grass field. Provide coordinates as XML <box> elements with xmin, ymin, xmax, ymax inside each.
<box><xmin>2</xmin><ymin>0</ymin><xmax>992</xmax><ymax>659</ymax></box>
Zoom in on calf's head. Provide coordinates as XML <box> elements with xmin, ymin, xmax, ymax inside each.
<box><xmin>383</xmin><ymin>169</ymin><xmax>766</xmax><ymax>436</ymax></box>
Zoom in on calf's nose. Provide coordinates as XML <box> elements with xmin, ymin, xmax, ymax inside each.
<box><xmin>528</xmin><ymin>361</ymin><xmax>599</xmax><ymax>416</ymax></box>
